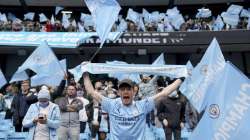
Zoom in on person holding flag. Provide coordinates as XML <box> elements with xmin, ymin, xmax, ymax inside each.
<box><xmin>82</xmin><ymin>61</ymin><xmax>184</xmax><ymax>140</ymax></box>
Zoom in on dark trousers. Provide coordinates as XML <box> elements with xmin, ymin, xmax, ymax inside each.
<box><xmin>90</xmin><ymin>123</ymin><xmax>100</xmax><ymax>138</ymax></box>
<box><xmin>164</xmin><ymin>127</ymin><xmax>181</xmax><ymax>140</ymax></box>
<box><xmin>80</xmin><ymin>121</ymin><xmax>87</xmax><ymax>133</ymax></box>
<box><xmin>14</xmin><ymin>117</ymin><xmax>28</xmax><ymax>132</ymax></box>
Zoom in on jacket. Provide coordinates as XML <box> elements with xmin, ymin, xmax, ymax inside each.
<box><xmin>22</xmin><ymin>102</ymin><xmax>61</xmax><ymax>140</ymax></box>
<box><xmin>55</xmin><ymin>96</ymin><xmax>83</xmax><ymax>127</ymax></box>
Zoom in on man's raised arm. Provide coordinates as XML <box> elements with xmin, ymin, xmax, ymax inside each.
<box><xmin>152</xmin><ymin>78</ymin><xmax>183</xmax><ymax>103</ymax></box>
<box><xmin>83</xmin><ymin>72</ymin><xmax>103</xmax><ymax>103</ymax></box>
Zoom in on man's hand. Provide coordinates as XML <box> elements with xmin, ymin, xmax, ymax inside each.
<box><xmin>81</xmin><ymin>61</ymin><xmax>90</xmax><ymax>66</ymax></box>
<box><xmin>33</xmin><ymin>117</ymin><xmax>38</xmax><ymax>124</ymax></box>
<box><xmin>67</xmin><ymin>104</ymin><xmax>77</xmax><ymax>112</ymax></box>
<box><xmin>163</xmin><ymin>119</ymin><xmax>168</xmax><ymax>127</ymax></box>
<box><xmin>180</xmin><ymin>122</ymin><xmax>185</xmax><ymax>129</ymax></box>
<box><xmin>92</xmin><ymin>120</ymin><xmax>99</xmax><ymax>126</ymax></box>
<box><xmin>38</xmin><ymin>115</ymin><xmax>47</xmax><ymax>124</ymax></box>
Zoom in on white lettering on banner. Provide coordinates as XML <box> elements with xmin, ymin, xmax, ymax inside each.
<box><xmin>213</xmin><ymin>83</ymin><xmax>250</xmax><ymax>140</ymax></box>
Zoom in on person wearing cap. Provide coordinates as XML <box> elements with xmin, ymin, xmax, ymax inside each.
<box><xmin>83</xmin><ymin>70</ymin><xmax>183</xmax><ymax>140</ymax></box>
<box><xmin>22</xmin><ymin>89</ymin><xmax>61</xmax><ymax>140</ymax></box>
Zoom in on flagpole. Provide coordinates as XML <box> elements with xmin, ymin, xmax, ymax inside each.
<box><xmin>89</xmin><ymin>46</ymin><xmax>102</xmax><ymax>62</ymax></box>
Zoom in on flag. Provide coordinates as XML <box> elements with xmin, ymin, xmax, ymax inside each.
<box><xmin>71</xmin><ymin>19</ymin><xmax>77</xmax><ymax>27</ymax></box>
<box><xmin>39</xmin><ymin>13</ymin><xmax>48</xmax><ymax>22</ymax></box>
<box><xmin>166</xmin><ymin>7</ymin><xmax>184</xmax><ymax>30</ymax></box>
<box><xmin>9</xmin><ymin>68</ymin><xmax>29</xmax><ymax>83</ymax></box>
<box><xmin>213</xmin><ymin>15</ymin><xmax>224</xmax><ymax>31</ymax></box>
<box><xmin>55</xmin><ymin>6</ymin><xmax>64</xmax><ymax>15</ymax></box>
<box><xmin>0</xmin><ymin>69</ymin><xmax>7</xmax><ymax>89</ymax></box>
<box><xmin>196</xmin><ymin>8</ymin><xmax>212</xmax><ymax>18</ymax></box>
<box><xmin>126</xmin><ymin>8</ymin><xmax>140</xmax><ymax>24</ymax></box>
<box><xmin>80</xmin><ymin>13</ymin><xmax>94</xmax><ymax>28</ymax></box>
<box><xmin>142</xmin><ymin>9</ymin><xmax>151</xmax><ymax>24</ymax></box>
<box><xmin>68</xmin><ymin>65</ymin><xmax>82</xmax><ymax>82</ymax></box>
<box><xmin>227</xmin><ymin>4</ymin><xmax>243</xmax><ymax>15</ymax></box>
<box><xmin>138</xmin><ymin>16</ymin><xmax>146</xmax><ymax>32</ymax></box>
<box><xmin>0</xmin><ymin>13</ymin><xmax>8</xmax><ymax>22</ymax></box>
<box><xmin>51</xmin><ymin>15</ymin><xmax>55</xmax><ymax>25</ymax></box>
<box><xmin>152</xmin><ymin>53</ymin><xmax>165</xmax><ymax>65</ymax></box>
<box><xmin>24</xmin><ymin>12</ymin><xmax>35</xmax><ymax>21</ymax></box>
<box><xmin>60</xmin><ymin>59</ymin><xmax>67</xmax><ymax>72</ymax></box>
<box><xmin>78</xmin><ymin>22</ymin><xmax>86</xmax><ymax>32</ymax></box>
<box><xmin>117</xmin><ymin>19</ymin><xmax>127</xmax><ymax>32</ymax></box>
<box><xmin>221</xmin><ymin>12</ymin><xmax>239</xmax><ymax>26</ymax></box>
<box><xmin>180</xmin><ymin>38</ymin><xmax>226</xmax><ymax>113</ymax></box>
<box><xmin>189</xmin><ymin>62</ymin><xmax>250</xmax><ymax>140</ymax></box>
<box><xmin>17</xmin><ymin>41</ymin><xmax>65</xmax><ymax>86</ymax></box>
<box><xmin>150</xmin><ymin>11</ymin><xmax>160</xmax><ymax>23</ymax></box>
<box><xmin>240</xmin><ymin>9</ymin><xmax>250</xmax><ymax>18</ymax></box>
<box><xmin>62</xmin><ymin>13</ymin><xmax>70</xmax><ymax>28</ymax></box>
<box><xmin>84</xmin><ymin>0</ymin><xmax>121</xmax><ymax>48</ymax></box>
<box><xmin>179</xmin><ymin>61</ymin><xmax>193</xmax><ymax>95</ymax></box>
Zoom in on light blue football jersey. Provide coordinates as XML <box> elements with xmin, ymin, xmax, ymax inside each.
<box><xmin>101</xmin><ymin>97</ymin><xmax>155</xmax><ymax>140</ymax></box>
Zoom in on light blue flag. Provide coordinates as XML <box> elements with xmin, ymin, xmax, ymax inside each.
<box><xmin>142</xmin><ymin>9</ymin><xmax>151</xmax><ymax>24</ymax></box>
<box><xmin>0</xmin><ymin>69</ymin><xmax>7</xmax><ymax>89</ymax></box>
<box><xmin>0</xmin><ymin>13</ymin><xmax>8</xmax><ymax>22</ymax></box>
<box><xmin>150</xmin><ymin>11</ymin><xmax>160</xmax><ymax>23</ymax></box>
<box><xmin>55</xmin><ymin>6</ymin><xmax>63</xmax><ymax>15</ymax></box>
<box><xmin>166</xmin><ymin>7</ymin><xmax>180</xmax><ymax>17</ymax></box>
<box><xmin>85</xmin><ymin>0</ymin><xmax>121</xmax><ymax>48</ymax></box>
<box><xmin>117</xmin><ymin>19</ymin><xmax>127</xmax><ymax>32</ymax></box>
<box><xmin>227</xmin><ymin>4</ymin><xmax>243</xmax><ymax>15</ymax></box>
<box><xmin>68</xmin><ymin>65</ymin><xmax>82</xmax><ymax>83</ymax></box>
<box><xmin>17</xmin><ymin>41</ymin><xmax>65</xmax><ymax>86</ymax></box>
<box><xmin>152</xmin><ymin>53</ymin><xmax>165</xmax><ymax>66</ymax></box>
<box><xmin>138</xmin><ymin>16</ymin><xmax>146</xmax><ymax>32</ymax></box>
<box><xmin>221</xmin><ymin>12</ymin><xmax>239</xmax><ymax>26</ymax></box>
<box><xmin>240</xmin><ymin>9</ymin><xmax>250</xmax><ymax>18</ymax></box>
<box><xmin>179</xmin><ymin>61</ymin><xmax>193</xmax><ymax>95</ymax></box>
<box><xmin>180</xmin><ymin>38</ymin><xmax>226</xmax><ymax>113</ymax></box>
<box><xmin>196</xmin><ymin>8</ymin><xmax>212</xmax><ymax>18</ymax></box>
<box><xmin>166</xmin><ymin>7</ymin><xmax>184</xmax><ymax>30</ymax></box>
<box><xmin>39</xmin><ymin>13</ymin><xmax>48</xmax><ymax>23</ymax></box>
<box><xmin>30</xmin><ymin>59</ymin><xmax>65</xmax><ymax>87</ymax></box>
<box><xmin>24</xmin><ymin>12</ymin><xmax>35</xmax><ymax>21</ymax></box>
<box><xmin>126</xmin><ymin>8</ymin><xmax>140</xmax><ymax>24</ymax></box>
<box><xmin>213</xmin><ymin>15</ymin><xmax>224</xmax><ymax>31</ymax></box>
<box><xmin>9</xmin><ymin>68</ymin><xmax>29</xmax><ymax>83</ymax></box>
<box><xmin>60</xmin><ymin>59</ymin><xmax>67</xmax><ymax>72</ymax></box>
<box><xmin>62</xmin><ymin>13</ymin><xmax>70</xmax><ymax>29</ymax></box>
<box><xmin>189</xmin><ymin>62</ymin><xmax>250</xmax><ymax>140</ymax></box>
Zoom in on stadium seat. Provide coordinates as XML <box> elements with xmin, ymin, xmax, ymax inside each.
<box><xmin>7</xmin><ymin>132</ymin><xmax>28</xmax><ymax>140</ymax></box>
<box><xmin>0</xmin><ymin>132</ymin><xmax>7</xmax><ymax>140</ymax></box>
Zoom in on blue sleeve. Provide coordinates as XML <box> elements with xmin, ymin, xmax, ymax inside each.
<box><xmin>101</xmin><ymin>97</ymin><xmax>115</xmax><ymax>113</ymax></box>
<box><xmin>142</xmin><ymin>97</ymin><xmax>155</xmax><ymax>114</ymax></box>
<box><xmin>22</xmin><ymin>104</ymin><xmax>36</xmax><ymax>128</ymax></box>
<box><xmin>47</xmin><ymin>105</ymin><xmax>61</xmax><ymax>129</ymax></box>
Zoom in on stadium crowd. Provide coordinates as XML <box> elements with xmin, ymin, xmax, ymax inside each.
<box><xmin>0</xmin><ymin>72</ymin><xmax>199</xmax><ymax>140</ymax></box>
<box><xmin>0</xmin><ymin>5</ymin><xmax>249</xmax><ymax>33</ymax></box>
